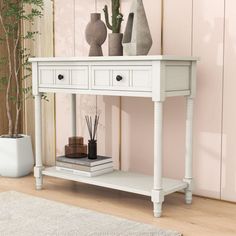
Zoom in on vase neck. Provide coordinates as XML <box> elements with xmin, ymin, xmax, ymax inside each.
<box><xmin>90</xmin><ymin>13</ymin><xmax>101</xmax><ymax>22</ymax></box>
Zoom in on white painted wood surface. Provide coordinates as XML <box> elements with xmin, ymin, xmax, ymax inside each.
<box><xmin>34</xmin><ymin>94</ymin><xmax>43</xmax><ymax>190</ymax></box>
<box><xmin>43</xmin><ymin>167</ymin><xmax>188</xmax><ymax>197</ymax></box>
<box><xmin>23</xmin><ymin>0</ymin><xmax>55</xmax><ymax>167</ymax></box>
<box><xmin>183</xmin><ymin>97</ymin><xmax>194</xmax><ymax>204</ymax></box>
<box><xmin>30</xmin><ymin>55</ymin><xmax>198</xmax><ymax>62</ymax></box>
<box><xmin>31</xmin><ymin>56</ymin><xmax>197</xmax><ymax>217</ymax></box>
<box><xmin>152</xmin><ymin>101</ymin><xmax>164</xmax><ymax>217</ymax></box>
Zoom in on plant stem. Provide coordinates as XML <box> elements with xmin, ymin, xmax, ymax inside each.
<box><xmin>13</xmin><ymin>21</ymin><xmax>21</xmax><ymax>136</ymax></box>
<box><xmin>103</xmin><ymin>5</ymin><xmax>112</xmax><ymax>31</ymax></box>
<box><xmin>0</xmin><ymin>10</ymin><xmax>13</xmax><ymax>136</ymax></box>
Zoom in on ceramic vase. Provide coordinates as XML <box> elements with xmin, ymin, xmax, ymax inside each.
<box><xmin>122</xmin><ymin>0</ymin><xmax>153</xmax><ymax>56</ymax></box>
<box><xmin>88</xmin><ymin>140</ymin><xmax>97</xmax><ymax>160</ymax></box>
<box><xmin>85</xmin><ymin>13</ymin><xmax>107</xmax><ymax>56</ymax></box>
<box><xmin>109</xmin><ymin>33</ymin><xmax>123</xmax><ymax>56</ymax></box>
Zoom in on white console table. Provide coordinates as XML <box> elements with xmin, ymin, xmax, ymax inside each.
<box><xmin>30</xmin><ymin>55</ymin><xmax>197</xmax><ymax>217</ymax></box>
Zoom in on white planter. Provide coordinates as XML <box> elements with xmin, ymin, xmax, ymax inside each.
<box><xmin>0</xmin><ymin>135</ymin><xmax>34</xmax><ymax>177</ymax></box>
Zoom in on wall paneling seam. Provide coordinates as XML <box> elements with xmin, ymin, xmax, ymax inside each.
<box><xmin>191</xmin><ymin>0</ymin><xmax>194</xmax><ymax>56</ymax></box>
<box><xmin>73</xmin><ymin>0</ymin><xmax>76</xmax><ymax>56</ymax></box>
<box><xmin>220</xmin><ymin>0</ymin><xmax>226</xmax><ymax>200</ymax></box>
<box><xmin>160</xmin><ymin>0</ymin><xmax>164</xmax><ymax>55</ymax></box>
<box><xmin>53</xmin><ymin>0</ymin><xmax>56</xmax><ymax>162</ymax></box>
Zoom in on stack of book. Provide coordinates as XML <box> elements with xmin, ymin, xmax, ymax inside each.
<box><xmin>56</xmin><ymin>155</ymin><xmax>113</xmax><ymax>177</ymax></box>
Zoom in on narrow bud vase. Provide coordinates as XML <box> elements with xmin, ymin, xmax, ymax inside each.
<box><xmin>88</xmin><ymin>140</ymin><xmax>97</xmax><ymax>160</ymax></box>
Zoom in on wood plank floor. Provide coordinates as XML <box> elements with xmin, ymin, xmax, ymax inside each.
<box><xmin>0</xmin><ymin>175</ymin><xmax>236</xmax><ymax>236</ymax></box>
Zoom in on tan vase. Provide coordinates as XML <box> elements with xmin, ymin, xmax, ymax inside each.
<box><xmin>85</xmin><ymin>13</ymin><xmax>107</xmax><ymax>56</ymax></box>
<box><xmin>108</xmin><ymin>33</ymin><xmax>123</xmax><ymax>56</ymax></box>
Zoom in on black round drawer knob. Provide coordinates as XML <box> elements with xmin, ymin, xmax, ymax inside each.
<box><xmin>58</xmin><ymin>74</ymin><xmax>64</xmax><ymax>80</ymax></box>
<box><xmin>116</xmin><ymin>75</ymin><xmax>123</xmax><ymax>81</ymax></box>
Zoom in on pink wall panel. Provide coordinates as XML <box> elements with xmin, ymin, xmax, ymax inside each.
<box><xmin>55</xmin><ymin>0</ymin><xmax>75</xmax><ymax>156</ymax></box>
<box><xmin>163</xmin><ymin>0</ymin><xmax>193</xmax><ymax>56</ymax></box>
<box><xmin>120</xmin><ymin>0</ymin><xmax>161</xmax><ymax>173</ymax></box>
<box><xmin>221</xmin><ymin>0</ymin><xmax>236</xmax><ymax>202</ymax></box>
<box><xmin>121</xmin><ymin>98</ymin><xmax>155</xmax><ymax>174</ymax></box>
<box><xmin>75</xmin><ymin>0</ymin><xmax>95</xmax><ymax>57</ymax></box>
<box><xmin>162</xmin><ymin>0</ymin><xmax>192</xmax><ymax>181</ymax></box>
<box><xmin>94</xmin><ymin>0</ymin><xmax>120</xmax><ymax>167</ymax></box>
<box><xmin>192</xmin><ymin>0</ymin><xmax>224</xmax><ymax>198</ymax></box>
<box><xmin>74</xmin><ymin>0</ymin><xmax>96</xmax><ymax>144</ymax></box>
<box><xmin>54</xmin><ymin>0</ymin><xmax>74</xmax><ymax>56</ymax></box>
<box><xmin>96</xmin><ymin>0</ymin><xmax>110</xmax><ymax>56</ymax></box>
<box><xmin>138</xmin><ymin>0</ymin><xmax>162</xmax><ymax>55</ymax></box>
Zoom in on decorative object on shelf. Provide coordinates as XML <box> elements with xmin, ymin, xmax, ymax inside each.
<box><xmin>0</xmin><ymin>0</ymin><xmax>44</xmax><ymax>177</ymax></box>
<box><xmin>65</xmin><ymin>137</ymin><xmax>87</xmax><ymax>158</ymax></box>
<box><xmin>88</xmin><ymin>139</ymin><xmax>97</xmax><ymax>160</ymax></box>
<box><xmin>85</xmin><ymin>115</ymin><xmax>99</xmax><ymax>159</ymax></box>
<box><xmin>85</xmin><ymin>13</ymin><xmax>107</xmax><ymax>56</ymax></box>
<box><xmin>56</xmin><ymin>155</ymin><xmax>113</xmax><ymax>177</ymax></box>
<box><xmin>103</xmin><ymin>0</ymin><xmax>124</xmax><ymax>56</ymax></box>
<box><xmin>122</xmin><ymin>0</ymin><xmax>153</xmax><ymax>56</ymax></box>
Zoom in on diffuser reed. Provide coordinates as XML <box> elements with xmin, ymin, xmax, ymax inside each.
<box><xmin>85</xmin><ymin>115</ymin><xmax>99</xmax><ymax>159</ymax></box>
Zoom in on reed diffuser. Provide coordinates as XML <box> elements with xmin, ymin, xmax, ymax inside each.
<box><xmin>85</xmin><ymin>115</ymin><xmax>99</xmax><ymax>159</ymax></box>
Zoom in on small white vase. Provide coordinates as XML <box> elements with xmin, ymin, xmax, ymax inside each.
<box><xmin>122</xmin><ymin>0</ymin><xmax>153</xmax><ymax>55</ymax></box>
<box><xmin>0</xmin><ymin>135</ymin><xmax>34</xmax><ymax>177</ymax></box>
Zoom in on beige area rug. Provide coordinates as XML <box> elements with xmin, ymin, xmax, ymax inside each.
<box><xmin>0</xmin><ymin>191</ymin><xmax>181</xmax><ymax>236</ymax></box>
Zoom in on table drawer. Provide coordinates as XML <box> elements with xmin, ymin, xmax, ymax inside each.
<box><xmin>91</xmin><ymin>66</ymin><xmax>152</xmax><ymax>91</ymax></box>
<box><xmin>39</xmin><ymin>66</ymin><xmax>89</xmax><ymax>89</ymax></box>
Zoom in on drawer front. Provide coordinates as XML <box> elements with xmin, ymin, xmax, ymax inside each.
<box><xmin>132</xmin><ymin>68</ymin><xmax>152</xmax><ymax>91</ymax></box>
<box><xmin>91</xmin><ymin>66</ymin><xmax>152</xmax><ymax>91</ymax></box>
<box><xmin>165</xmin><ymin>64</ymin><xmax>190</xmax><ymax>91</ymax></box>
<box><xmin>39</xmin><ymin>66</ymin><xmax>89</xmax><ymax>89</ymax></box>
<box><xmin>55</xmin><ymin>69</ymin><xmax>70</xmax><ymax>85</ymax></box>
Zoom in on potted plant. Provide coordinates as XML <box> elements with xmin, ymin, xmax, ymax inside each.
<box><xmin>103</xmin><ymin>0</ymin><xmax>124</xmax><ymax>56</ymax></box>
<box><xmin>0</xmin><ymin>0</ymin><xmax>43</xmax><ymax>177</ymax></box>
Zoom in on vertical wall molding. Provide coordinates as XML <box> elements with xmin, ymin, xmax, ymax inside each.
<box><xmin>220</xmin><ymin>0</ymin><xmax>226</xmax><ymax>200</ymax></box>
<box><xmin>23</xmin><ymin>0</ymin><xmax>55</xmax><ymax>166</ymax></box>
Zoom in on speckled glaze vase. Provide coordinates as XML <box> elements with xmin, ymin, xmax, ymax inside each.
<box><xmin>85</xmin><ymin>13</ymin><xmax>107</xmax><ymax>56</ymax></box>
<box><xmin>108</xmin><ymin>33</ymin><xmax>123</xmax><ymax>56</ymax></box>
<box><xmin>122</xmin><ymin>0</ymin><xmax>153</xmax><ymax>56</ymax></box>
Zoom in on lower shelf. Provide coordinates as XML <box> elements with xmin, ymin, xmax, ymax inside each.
<box><xmin>42</xmin><ymin>167</ymin><xmax>188</xmax><ymax>197</ymax></box>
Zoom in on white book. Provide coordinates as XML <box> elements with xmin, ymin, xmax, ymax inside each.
<box><xmin>56</xmin><ymin>161</ymin><xmax>113</xmax><ymax>172</ymax></box>
<box><xmin>55</xmin><ymin>166</ymin><xmax>113</xmax><ymax>177</ymax></box>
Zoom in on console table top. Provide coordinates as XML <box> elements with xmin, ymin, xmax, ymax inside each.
<box><xmin>29</xmin><ymin>55</ymin><xmax>198</xmax><ymax>62</ymax></box>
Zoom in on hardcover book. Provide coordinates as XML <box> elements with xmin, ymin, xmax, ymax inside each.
<box><xmin>56</xmin><ymin>155</ymin><xmax>112</xmax><ymax>167</ymax></box>
<box><xmin>56</xmin><ymin>161</ymin><xmax>113</xmax><ymax>172</ymax></box>
<box><xmin>55</xmin><ymin>166</ymin><xmax>113</xmax><ymax>177</ymax></box>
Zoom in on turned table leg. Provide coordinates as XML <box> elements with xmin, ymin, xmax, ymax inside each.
<box><xmin>34</xmin><ymin>93</ymin><xmax>43</xmax><ymax>190</ymax></box>
<box><xmin>71</xmin><ymin>94</ymin><xmax>77</xmax><ymax>136</ymax></box>
<box><xmin>152</xmin><ymin>101</ymin><xmax>164</xmax><ymax>217</ymax></box>
<box><xmin>183</xmin><ymin>97</ymin><xmax>194</xmax><ymax>204</ymax></box>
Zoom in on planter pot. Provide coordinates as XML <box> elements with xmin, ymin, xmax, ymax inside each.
<box><xmin>0</xmin><ymin>135</ymin><xmax>34</xmax><ymax>177</ymax></box>
<box><xmin>122</xmin><ymin>0</ymin><xmax>153</xmax><ymax>55</ymax></box>
<box><xmin>85</xmin><ymin>13</ymin><xmax>107</xmax><ymax>56</ymax></box>
<box><xmin>108</xmin><ymin>33</ymin><xmax>123</xmax><ymax>56</ymax></box>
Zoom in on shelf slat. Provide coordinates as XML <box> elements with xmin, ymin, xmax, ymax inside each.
<box><xmin>42</xmin><ymin>167</ymin><xmax>187</xmax><ymax>197</ymax></box>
